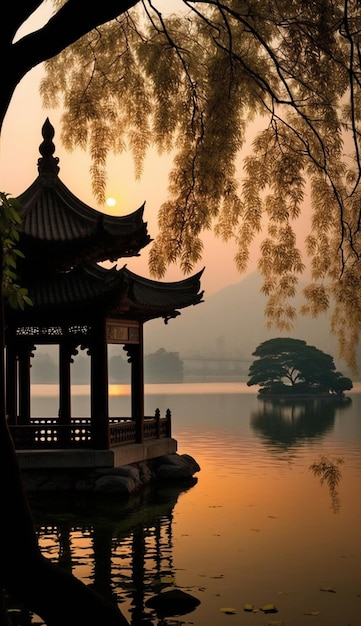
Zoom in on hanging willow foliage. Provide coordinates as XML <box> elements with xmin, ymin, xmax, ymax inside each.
<box><xmin>40</xmin><ymin>0</ymin><xmax>361</xmax><ymax>370</ymax></box>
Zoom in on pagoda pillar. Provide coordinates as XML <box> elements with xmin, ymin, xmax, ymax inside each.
<box><xmin>5</xmin><ymin>342</ymin><xmax>17</xmax><ymax>426</ymax></box>
<box><xmin>58</xmin><ymin>342</ymin><xmax>75</xmax><ymax>446</ymax></box>
<box><xmin>126</xmin><ymin>324</ymin><xmax>144</xmax><ymax>444</ymax></box>
<box><xmin>90</xmin><ymin>319</ymin><xmax>109</xmax><ymax>449</ymax></box>
<box><xmin>18</xmin><ymin>344</ymin><xmax>32</xmax><ymax>425</ymax></box>
<box><xmin>59</xmin><ymin>343</ymin><xmax>71</xmax><ymax>424</ymax></box>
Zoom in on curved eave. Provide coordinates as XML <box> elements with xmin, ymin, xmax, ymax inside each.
<box><xmin>7</xmin><ymin>264</ymin><xmax>205</xmax><ymax>327</ymax></box>
<box><xmin>113</xmin><ymin>266</ymin><xmax>205</xmax><ymax>322</ymax></box>
<box><xmin>7</xmin><ymin>264</ymin><xmax>125</xmax><ymax>323</ymax></box>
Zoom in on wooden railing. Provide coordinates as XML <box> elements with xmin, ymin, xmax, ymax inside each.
<box><xmin>9</xmin><ymin>409</ymin><xmax>172</xmax><ymax>450</ymax></box>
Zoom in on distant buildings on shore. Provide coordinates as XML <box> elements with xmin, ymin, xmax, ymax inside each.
<box><xmin>30</xmin><ymin>349</ymin><xmax>251</xmax><ymax>384</ymax></box>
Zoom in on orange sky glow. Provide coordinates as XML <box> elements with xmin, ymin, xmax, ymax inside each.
<box><xmin>0</xmin><ymin>59</ymin><xmax>253</xmax><ymax>297</ymax></box>
<box><xmin>0</xmin><ymin>2</ymin><xmax>312</xmax><ymax>298</ymax></box>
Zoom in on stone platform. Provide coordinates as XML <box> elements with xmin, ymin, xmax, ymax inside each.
<box><xmin>15</xmin><ymin>438</ymin><xmax>201</xmax><ymax>496</ymax></box>
<box><xmin>16</xmin><ymin>437</ymin><xmax>178</xmax><ymax>470</ymax></box>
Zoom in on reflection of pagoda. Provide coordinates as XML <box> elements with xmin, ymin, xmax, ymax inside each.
<box><xmin>6</xmin><ymin>119</ymin><xmax>204</xmax><ymax>464</ymax></box>
<box><xmin>24</xmin><ymin>483</ymin><xmax>200</xmax><ymax>625</ymax></box>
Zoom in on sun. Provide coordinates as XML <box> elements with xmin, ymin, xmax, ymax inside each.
<box><xmin>106</xmin><ymin>197</ymin><xmax>117</xmax><ymax>207</ymax></box>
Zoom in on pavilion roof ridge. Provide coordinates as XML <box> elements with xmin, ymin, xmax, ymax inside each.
<box><xmin>16</xmin><ymin>120</ymin><xmax>151</xmax><ymax>267</ymax></box>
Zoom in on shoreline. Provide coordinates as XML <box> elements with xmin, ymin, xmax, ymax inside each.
<box><xmin>257</xmin><ymin>392</ymin><xmax>352</xmax><ymax>400</ymax></box>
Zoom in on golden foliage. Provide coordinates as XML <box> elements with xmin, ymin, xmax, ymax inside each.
<box><xmin>41</xmin><ymin>0</ymin><xmax>361</xmax><ymax>370</ymax></box>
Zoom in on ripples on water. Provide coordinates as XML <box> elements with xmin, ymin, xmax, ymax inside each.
<box><xmin>28</xmin><ymin>385</ymin><xmax>361</xmax><ymax>626</ymax></box>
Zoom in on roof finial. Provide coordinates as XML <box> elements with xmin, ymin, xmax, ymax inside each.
<box><xmin>38</xmin><ymin>118</ymin><xmax>60</xmax><ymax>176</ymax></box>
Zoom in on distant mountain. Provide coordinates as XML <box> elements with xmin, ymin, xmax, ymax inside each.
<box><xmin>144</xmin><ymin>271</ymin><xmax>354</xmax><ymax>376</ymax></box>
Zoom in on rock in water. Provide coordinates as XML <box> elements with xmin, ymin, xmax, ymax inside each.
<box><xmin>145</xmin><ymin>589</ymin><xmax>201</xmax><ymax>617</ymax></box>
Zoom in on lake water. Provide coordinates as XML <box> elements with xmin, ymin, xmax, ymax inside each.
<box><xmin>27</xmin><ymin>383</ymin><xmax>361</xmax><ymax>626</ymax></box>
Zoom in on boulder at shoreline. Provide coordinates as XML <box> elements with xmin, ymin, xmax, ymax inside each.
<box><xmin>20</xmin><ymin>453</ymin><xmax>201</xmax><ymax>496</ymax></box>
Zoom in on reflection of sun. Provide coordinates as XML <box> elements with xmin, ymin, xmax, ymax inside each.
<box><xmin>109</xmin><ymin>384</ymin><xmax>130</xmax><ymax>397</ymax></box>
<box><xmin>106</xmin><ymin>197</ymin><xmax>117</xmax><ymax>207</ymax></box>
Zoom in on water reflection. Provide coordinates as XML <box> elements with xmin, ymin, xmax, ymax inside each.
<box><xmin>9</xmin><ymin>389</ymin><xmax>361</xmax><ymax>626</ymax></box>
<box><xmin>26</xmin><ymin>483</ymin><xmax>200</xmax><ymax>626</ymax></box>
<box><xmin>309</xmin><ymin>455</ymin><xmax>345</xmax><ymax>514</ymax></box>
<box><xmin>250</xmin><ymin>397</ymin><xmax>351</xmax><ymax>449</ymax></box>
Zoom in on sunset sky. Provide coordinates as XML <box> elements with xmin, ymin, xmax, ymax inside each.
<box><xmin>0</xmin><ymin>2</ymin><xmax>314</xmax><ymax>301</ymax></box>
<box><xmin>0</xmin><ymin>3</ymin><xmax>256</xmax><ymax>299</ymax></box>
<box><xmin>0</xmin><ymin>61</ymin><xmax>253</xmax><ymax>297</ymax></box>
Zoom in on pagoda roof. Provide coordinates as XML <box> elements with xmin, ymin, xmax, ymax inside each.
<box><xmin>119</xmin><ymin>266</ymin><xmax>205</xmax><ymax>322</ymax></box>
<box><xmin>8</xmin><ymin>263</ymin><xmax>204</xmax><ymax>326</ymax></box>
<box><xmin>16</xmin><ymin>119</ymin><xmax>151</xmax><ymax>272</ymax></box>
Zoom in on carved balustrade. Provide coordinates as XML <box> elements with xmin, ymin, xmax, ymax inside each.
<box><xmin>9</xmin><ymin>409</ymin><xmax>172</xmax><ymax>450</ymax></box>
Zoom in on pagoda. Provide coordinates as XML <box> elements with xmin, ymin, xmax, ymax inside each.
<box><xmin>6</xmin><ymin>119</ymin><xmax>204</xmax><ymax>464</ymax></box>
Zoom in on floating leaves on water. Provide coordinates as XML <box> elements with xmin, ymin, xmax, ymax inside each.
<box><xmin>304</xmin><ymin>610</ymin><xmax>321</xmax><ymax>616</ymax></box>
<box><xmin>260</xmin><ymin>604</ymin><xmax>278</xmax><ymax>613</ymax></box>
<box><xmin>320</xmin><ymin>586</ymin><xmax>336</xmax><ymax>593</ymax></box>
<box><xmin>160</xmin><ymin>576</ymin><xmax>175</xmax><ymax>584</ymax></box>
<box><xmin>243</xmin><ymin>603</ymin><xmax>255</xmax><ymax>612</ymax></box>
<box><xmin>220</xmin><ymin>605</ymin><xmax>236</xmax><ymax>614</ymax></box>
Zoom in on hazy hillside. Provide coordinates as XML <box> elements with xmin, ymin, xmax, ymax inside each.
<box><xmin>144</xmin><ymin>271</ymin><xmax>354</xmax><ymax>375</ymax></box>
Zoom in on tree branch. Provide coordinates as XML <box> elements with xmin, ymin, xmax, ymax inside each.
<box><xmin>0</xmin><ymin>2</ymin><xmax>44</xmax><ymax>43</ymax></box>
<box><xmin>12</xmin><ymin>0</ymin><xmax>141</xmax><ymax>77</ymax></box>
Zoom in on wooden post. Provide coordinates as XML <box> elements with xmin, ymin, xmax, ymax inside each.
<box><xmin>5</xmin><ymin>342</ymin><xmax>17</xmax><ymax>425</ymax></box>
<box><xmin>129</xmin><ymin>324</ymin><xmax>144</xmax><ymax>444</ymax></box>
<box><xmin>59</xmin><ymin>342</ymin><xmax>72</xmax><ymax>446</ymax></box>
<box><xmin>59</xmin><ymin>343</ymin><xmax>72</xmax><ymax>423</ymax></box>
<box><xmin>90</xmin><ymin>318</ymin><xmax>109</xmax><ymax>449</ymax></box>
<box><xmin>165</xmin><ymin>408</ymin><xmax>172</xmax><ymax>438</ymax></box>
<box><xmin>155</xmin><ymin>408</ymin><xmax>161</xmax><ymax>439</ymax></box>
<box><xmin>18</xmin><ymin>344</ymin><xmax>31</xmax><ymax>426</ymax></box>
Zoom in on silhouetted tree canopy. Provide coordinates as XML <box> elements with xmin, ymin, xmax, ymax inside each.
<box><xmin>247</xmin><ymin>338</ymin><xmax>353</xmax><ymax>396</ymax></box>
<box><xmin>33</xmin><ymin>0</ymin><xmax>361</xmax><ymax>370</ymax></box>
<box><xmin>2</xmin><ymin>2</ymin><xmax>361</xmax><ymax>366</ymax></box>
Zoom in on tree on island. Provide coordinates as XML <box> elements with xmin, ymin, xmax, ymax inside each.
<box><xmin>247</xmin><ymin>338</ymin><xmax>353</xmax><ymax>397</ymax></box>
<box><xmin>1</xmin><ymin>2</ymin><xmax>361</xmax><ymax>624</ymax></box>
